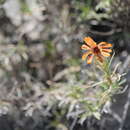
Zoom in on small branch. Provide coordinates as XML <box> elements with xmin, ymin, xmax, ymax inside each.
<box><xmin>70</xmin><ymin>117</ymin><xmax>78</xmax><ymax>130</ymax></box>
<box><xmin>118</xmin><ymin>87</ymin><xmax>130</xmax><ymax>130</ymax></box>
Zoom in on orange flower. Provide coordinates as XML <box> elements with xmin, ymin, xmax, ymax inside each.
<box><xmin>81</xmin><ymin>37</ymin><xmax>112</xmax><ymax>64</ymax></box>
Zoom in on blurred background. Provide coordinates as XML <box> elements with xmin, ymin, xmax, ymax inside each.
<box><xmin>0</xmin><ymin>0</ymin><xmax>130</xmax><ymax>130</ymax></box>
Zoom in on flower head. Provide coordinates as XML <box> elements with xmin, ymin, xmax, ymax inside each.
<box><xmin>81</xmin><ymin>37</ymin><xmax>112</xmax><ymax>64</ymax></box>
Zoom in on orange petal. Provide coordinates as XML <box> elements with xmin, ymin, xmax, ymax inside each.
<box><xmin>84</xmin><ymin>37</ymin><xmax>97</xmax><ymax>48</ymax></box>
<box><xmin>87</xmin><ymin>54</ymin><xmax>94</xmax><ymax>64</ymax></box>
<box><xmin>82</xmin><ymin>51</ymin><xmax>92</xmax><ymax>61</ymax></box>
<box><xmin>102</xmin><ymin>44</ymin><xmax>112</xmax><ymax>48</ymax></box>
<box><xmin>101</xmin><ymin>49</ymin><xmax>112</xmax><ymax>53</ymax></box>
<box><xmin>81</xmin><ymin>44</ymin><xmax>90</xmax><ymax>50</ymax></box>
<box><xmin>98</xmin><ymin>42</ymin><xmax>108</xmax><ymax>46</ymax></box>
<box><xmin>98</xmin><ymin>42</ymin><xmax>112</xmax><ymax>48</ymax></box>
<box><xmin>101</xmin><ymin>52</ymin><xmax>110</xmax><ymax>57</ymax></box>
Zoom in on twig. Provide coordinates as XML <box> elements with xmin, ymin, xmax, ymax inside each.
<box><xmin>118</xmin><ymin>87</ymin><xmax>130</xmax><ymax>130</ymax></box>
<box><xmin>53</xmin><ymin>66</ymin><xmax>80</xmax><ymax>81</ymax></box>
<box><xmin>70</xmin><ymin>117</ymin><xmax>78</xmax><ymax>130</ymax></box>
<box><xmin>116</xmin><ymin>85</ymin><xmax>128</xmax><ymax>94</ymax></box>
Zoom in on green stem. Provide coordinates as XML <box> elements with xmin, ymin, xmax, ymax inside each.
<box><xmin>97</xmin><ymin>59</ymin><xmax>112</xmax><ymax>86</ymax></box>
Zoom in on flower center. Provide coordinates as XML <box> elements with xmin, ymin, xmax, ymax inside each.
<box><xmin>93</xmin><ymin>46</ymin><xmax>100</xmax><ymax>55</ymax></box>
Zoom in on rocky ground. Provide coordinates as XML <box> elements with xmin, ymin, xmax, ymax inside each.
<box><xmin>0</xmin><ymin>0</ymin><xmax>130</xmax><ymax>130</ymax></box>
